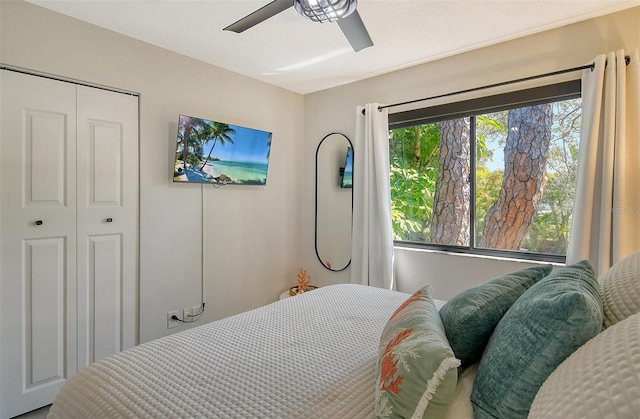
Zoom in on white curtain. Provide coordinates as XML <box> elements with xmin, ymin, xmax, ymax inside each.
<box><xmin>351</xmin><ymin>103</ymin><xmax>395</xmax><ymax>289</ymax></box>
<box><xmin>567</xmin><ymin>49</ymin><xmax>640</xmax><ymax>274</ymax></box>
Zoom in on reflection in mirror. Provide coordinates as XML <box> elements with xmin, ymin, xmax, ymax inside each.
<box><xmin>315</xmin><ymin>133</ymin><xmax>353</xmax><ymax>271</ymax></box>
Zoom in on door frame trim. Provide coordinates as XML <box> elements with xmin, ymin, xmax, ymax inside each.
<box><xmin>0</xmin><ymin>64</ymin><xmax>140</xmax><ymax>97</ymax></box>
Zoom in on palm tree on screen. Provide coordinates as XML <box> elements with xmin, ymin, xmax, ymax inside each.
<box><xmin>179</xmin><ymin>116</ymin><xmax>195</xmax><ymax>165</ymax></box>
<box><xmin>266</xmin><ymin>132</ymin><xmax>272</xmax><ymax>160</ymax></box>
<box><xmin>199</xmin><ymin>122</ymin><xmax>236</xmax><ymax>171</ymax></box>
<box><xmin>178</xmin><ymin>116</ymin><xmax>209</xmax><ymax>167</ymax></box>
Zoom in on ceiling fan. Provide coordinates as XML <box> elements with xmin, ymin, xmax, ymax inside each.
<box><xmin>224</xmin><ymin>0</ymin><xmax>373</xmax><ymax>52</ymax></box>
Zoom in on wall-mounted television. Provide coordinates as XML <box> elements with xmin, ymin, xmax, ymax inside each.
<box><xmin>341</xmin><ymin>147</ymin><xmax>353</xmax><ymax>188</ymax></box>
<box><xmin>173</xmin><ymin>114</ymin><xmax>272</xmax><ymax>185</ymax></box>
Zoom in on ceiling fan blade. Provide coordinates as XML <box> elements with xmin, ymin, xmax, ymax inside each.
<box><xmin>337</xmin><ymin>10</ymin><xmax>373</xmax><ymax>52</ymax></box>
<box><xmin>224</xmin><ymin>0</ymin><xmax>293</xmax><ymax>33</ymax></box>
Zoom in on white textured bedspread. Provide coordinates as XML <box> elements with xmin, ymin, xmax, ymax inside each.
<box><xmin>49</xmin><ymin>284</ymin><xmax>426</xmax><ymax>418</ymax></box>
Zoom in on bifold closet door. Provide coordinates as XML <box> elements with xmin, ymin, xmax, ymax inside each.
<box><xmin>0</xmin><ymin>71</ymin><xmax>79</xmax><ymax>418</ymax></box>
<box><xmin>76</xmin><ymin>86</ymin><xmax>138</xmax><ymax>368</ymax></box>
<box><xmin>0</xmin><ymin>71</ymin><xmax>139</xmax><ymax>418</ymax></box>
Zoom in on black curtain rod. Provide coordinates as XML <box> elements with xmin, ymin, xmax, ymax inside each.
<box><xmin>363</xmin><ymin>55</ymin><xmax>630</xmax><ymax>114</ymax></box>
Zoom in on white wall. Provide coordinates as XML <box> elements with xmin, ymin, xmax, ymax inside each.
<box><xmin>395</xmin><ymin>249</ymin><xmax>556</xmax><ymax>300</ymax></box>
<box><xmin>303</xmin><ymin>7</ymin><xmax>640</xmax><ymax>298</ymax></box>
<box><xmin>2</xmin><ymin>1</ymin><xmax>638</xmax><ymax>341</ymax></box>
<box><xmin>0</xmin><ymin>0</ymin><xmax>304</xmax><ymax>343</ymax></box>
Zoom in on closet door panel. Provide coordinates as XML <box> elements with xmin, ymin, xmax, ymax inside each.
<box><xmin>25</xmin><ymin>110</ymin><xmax>68</xmax><ymax>205</ymax></box>
<box><xmin>76</xmin><ymin>86</ymin><xmax>138</xmax><ymax>369</ymax></box>
<box><xmin>84</xmin><ymin>234</ymin><xmax>123</xmax><ymax>363</ymax></box>
<box><xmin>89</xmin><ymin>120</ymin><xmax>122</xmax><ymax>205</ymax></box>
<box><xmin>24</xmin><ymin>238</ymin><xmax>66</xmax><ymax>386</ymax></box>
<box><xmin>0</xmin><ymin>71</ymin><xmax>78</xmax><ymax>419</ymax></box>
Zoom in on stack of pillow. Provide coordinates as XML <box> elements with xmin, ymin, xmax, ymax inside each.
<box><xmin>374</xmin><ymin>250</ymin><xmax>640</xmax><ymax>419</ymax></box>
<box><xmin>528</xmin><ymin>251</ymin><xmax>640</xmax><ymax>418</ymax></box>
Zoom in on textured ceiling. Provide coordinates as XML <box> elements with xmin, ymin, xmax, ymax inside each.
<box><xmin>27</xmin><ymin>0</ymin><xmax>639</xmax><ymax>94</ymax></box>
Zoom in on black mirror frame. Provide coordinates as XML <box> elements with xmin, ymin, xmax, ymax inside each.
<box><xmin>315</xmin><ymin>132</ymin><xmax>353</xmax><ymax>272</ymax></box>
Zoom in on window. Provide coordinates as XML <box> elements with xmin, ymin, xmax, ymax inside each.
<box><xmin>389</xmin><ymin>81</ymin><xmax>581</xmax><ymax>262</ymax></box>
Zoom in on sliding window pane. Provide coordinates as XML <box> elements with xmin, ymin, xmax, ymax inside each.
<box><xmin>389</xmin><ymin>118</ymin><xmax>471</xmax><ymax>246</ymax></box>
<box><xmin>474</xmin><ymin>98</ymin><xmax>581</xmax><ymax>255</ymax></box>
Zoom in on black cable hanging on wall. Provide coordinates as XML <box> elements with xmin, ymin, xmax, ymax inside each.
<box><xmin>362</xmin><ymin>56</ymin><xmax>631</xmax><ymax>115</ymax></box>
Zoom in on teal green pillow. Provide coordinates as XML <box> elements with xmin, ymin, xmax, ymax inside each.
<box><xmin>375</xmin><ymin>286</ymin><xmax>460</xmax><ymax>419</ymax></box>
<box><xmin>439</xmin><ymin>265</ymin><xmax>552</xmax><ymax>366</ymax></box>
<box><xmin>471</xmin><ymin>260</ymin><xmax>603</xmax><ymax>419</ymax></box>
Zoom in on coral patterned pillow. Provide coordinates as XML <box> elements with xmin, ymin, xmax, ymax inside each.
<box><xmin>375</xmin><ymin>286</ymin><xmax>460</xmax><ymax>419</ymax></box>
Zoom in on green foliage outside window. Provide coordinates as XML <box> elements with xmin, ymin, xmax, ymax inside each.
<box><xmin>389</xmin><ymin>125</ymin><xmax>439</xmax><ymax>241</ymax></box>
<box><xmin>389</xmin><ymin>97</ymin><xmax>581</xmax><ymax>258</ymax></box>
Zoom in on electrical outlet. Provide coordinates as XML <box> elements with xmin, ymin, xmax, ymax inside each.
<box><xmin>183</xmin><ymin>307</ymin><xmax>192</xmax><ymax>321</ymax></box>
<box><xmin>167</xmin><ymin>310</ymin><xmax>180</xmax><ymax>329</ymax></box>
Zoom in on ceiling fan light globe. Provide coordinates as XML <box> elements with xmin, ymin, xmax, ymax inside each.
<box><xmin>294</xmin><ymin>0</ymin><xmax>357</xmax><ymax>23</ymax></box>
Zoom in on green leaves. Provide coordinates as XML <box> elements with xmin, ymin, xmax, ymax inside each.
<box><xmin>389</xmin><ymin>124</ymin><xmax>440</xmax><ymax>241</ymax></box>
<box><xmin>390</xmin><ymin>163</ymin><xmax>436</xmax><ymax>240</ymax></box>
<box><xmin>389</xmin><ymin>97</ymin><xmax>581</xmax><ymax>256</ymax></box>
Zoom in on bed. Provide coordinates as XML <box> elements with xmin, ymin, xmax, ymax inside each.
<box><xmin>48</xmin><ymin>253</ymin><xmax>640</xmax><ymax>419</ymax></box>
<box><xmin>49</xmin><ymin>284</ymin><xmax>465</xmax><ymax>418</ymax></box>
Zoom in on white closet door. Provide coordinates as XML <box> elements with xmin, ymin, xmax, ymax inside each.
<box><xmin>76</xmin><ymin>86</ymin><xmax>138</xmax><ymax>368</ymax></box>
<box><xmin>0</xmin><ymin>71</ymin><xmax>78</xmax><ymax>418</ymax></box>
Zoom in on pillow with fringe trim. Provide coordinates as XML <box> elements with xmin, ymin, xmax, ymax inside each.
<box><xmin>375</xmin><ymin>286</ymin><xmax>460</xmax><ymax>419</ymax></box>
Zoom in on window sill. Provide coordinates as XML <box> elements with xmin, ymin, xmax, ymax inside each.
<box><xmin>393</xmin><ymin>243</ymin><xmax>566</xmax><ymax>267</ymax></box>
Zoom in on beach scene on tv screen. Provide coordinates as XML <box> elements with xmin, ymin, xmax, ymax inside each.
<box><xmin>174</xmin><ymin>115</ymin><xmax>272</xmax><ymax>185</ymax></box>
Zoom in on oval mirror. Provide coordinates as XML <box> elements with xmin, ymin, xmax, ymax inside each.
<box><xmin>315</xmin><ymin>133</ymin><xmax>353</xmax><ymax>271</ymax></box>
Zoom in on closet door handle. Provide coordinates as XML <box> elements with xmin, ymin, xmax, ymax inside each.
<box><xmin>35</xmin><ymin>220</ymin><xmax>43</xmax><ymax>226</ymax></box>
<box><xmin>106</xmin><ymin>218</ymin><xmax>113</xmax><ymax>223</ymax></box>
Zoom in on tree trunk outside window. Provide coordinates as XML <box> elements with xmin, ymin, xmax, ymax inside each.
<box><xmin>430</xmin><ymin>118</ymin><xmax>470</xmax><ymax>245</ymax></box>
<box><xmin>481</xmin><ymin>105</ymin><xmax>553</xmax><ymax>250</ymax></box>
